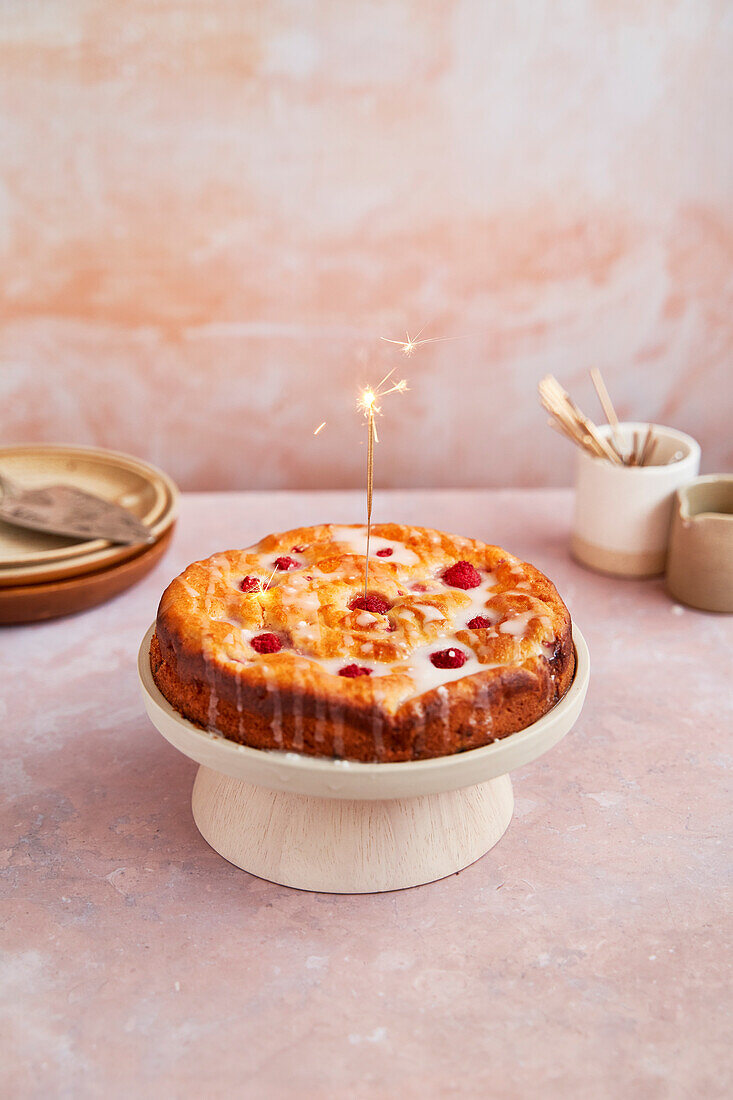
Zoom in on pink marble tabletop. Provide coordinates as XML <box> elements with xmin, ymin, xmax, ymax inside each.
<box><xmin>2</xmin><ymin>490</ymin><xmax>731</xmax><ymax>1099</ymax></box>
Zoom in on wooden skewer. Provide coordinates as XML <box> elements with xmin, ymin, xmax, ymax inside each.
<box><xmin>542</xmin><ymin>395</ymin><xmax>592</xmax><ymax>447</ymax></box>
<box><xmin>590</xmin><ymin>368</ymin><xmax>625</xmax><ymax>458</ymax></box>
<box><xmin>539</xmin><ymin>374</ymin><xmax>630</xmax><ymax>467</ymax></box>
<box><xmin>631</xmin><ymin>431</ymin><xmax>640</xmax><ymax>466</ymax></box>
<box><xmin>547</xmin><ymin>418</ymin><xmax>600</xmax><ymax>459</ymax></box>
<box><xmin>540</xmin><ymin>379</ymin><xmax>603</xmax><ymax>458</ymax></box>
<box><xmin>541</xmin><ymin>372</ymin><xmax>660</xmax><ymax>469</ymax></box>
<box><xmin>638</xmin><ymin>425</ymin><xmax>656</xmax><ymax>467</ymax></box>
<box><xmin>558</xmin><ymin>392</ymin><xmax>618</xmax><ymax>463</ymax></box>
<box><xmin>605</xmin><ymin>436</ymin><xmax>626</xmax><ymax>464</ymax></box>
<box><xmin>542</xmin><ymin>397</ymin><xmax>603</xmax><ymax>460</ymax></box>
<box><xmin>582</xmin><ymin>418</ymin><xmax>622</xmax><ymax>464</ymax></box>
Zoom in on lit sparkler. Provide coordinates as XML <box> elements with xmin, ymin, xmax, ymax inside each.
<box><xmin>357</xmin><ymin>368</ymin><xmax>408</xmax><ymax>596</ymax></box>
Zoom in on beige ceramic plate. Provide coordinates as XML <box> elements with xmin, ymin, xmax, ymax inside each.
<box><xmin>0</xmin><ymin>482</ymin><xmax>178</xmax><ymax>587</ymax></box>
<box><xmin>0</xmin><ymin>445</ymin><xmax>170</xmax><ymax>565</ymax></box>
<box><xmin>0</xmin><ymin>446</ymin><xmax>178</xmax><ymax>581</ymax></box>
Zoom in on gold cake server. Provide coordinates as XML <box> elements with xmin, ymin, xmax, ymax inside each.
<box><xmin>0</xmin><ymin>474</ymin><xmax>155</xmax><ymax>546</ymax></box>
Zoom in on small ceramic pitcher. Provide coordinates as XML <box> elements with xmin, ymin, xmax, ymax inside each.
<box><xmin>571</xmin><ymin>423</ymin><xmax>701</xmax><ymax>578</ymax></box>
<box><xmin>666</xmin><ymin>475</ymin><xmax>733</xmax><ymax>613</ymax></box>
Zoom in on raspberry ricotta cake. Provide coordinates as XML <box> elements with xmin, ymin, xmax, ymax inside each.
<box><xmin>150</xmin><ymin>524</ymin><xmax>574</xmax><ymax>763</ymax></box>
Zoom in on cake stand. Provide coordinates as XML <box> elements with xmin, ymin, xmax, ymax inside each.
<box><xmin>138</xmin><ymin>624</ymin><xmax>589</xmax><ymax>893</ymax></box>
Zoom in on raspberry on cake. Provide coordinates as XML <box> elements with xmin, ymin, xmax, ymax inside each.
<box><xmin>339</xmin><ymin>664</ymin><xmax>372</xmax><ymax>678</ymax></box>
<box><xmin>274</xmin><ymin>556</ymin><xmax>300</xmax><ymax>571</ymax></box>
<box><xmin>150</xmin><ymin>523</ymin><xmax>574</xmax><ymax>763</ymax></box>
<box><xmin>349</xmin><ymin>594</ymin><xmax>391</xmax><ymax>614</ymax></box>
<box><xmin>442</xmin><ymin>560</ymin><xmax>482</xmax><ymax>589</ymax></box>
<box><xmin>250</xmin><ymin>633</ymin><xmax>282</xmax><ymax>654</ymax></box>
<box><xmin>467</xmin><ymin>615</ymin><xmax>492</xmax><ymax>630</ymax></box>
<box><xmin>430</xmin><ymin>647</ymin><xmax>467</xmax><ymax>669</ymax></box>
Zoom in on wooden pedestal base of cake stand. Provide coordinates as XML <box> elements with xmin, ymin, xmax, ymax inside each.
<box><xmin>190</xmin><ymin>767</ymin><xmax>515</xmax><ymax>892</ymax></box>
<box><xmin>138</xmin><ymin>625</ymin><xmax>589</xmax><ymax>893</ymax></box>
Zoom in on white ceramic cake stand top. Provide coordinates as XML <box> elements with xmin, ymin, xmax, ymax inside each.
<box><xmin>138</xmin><ymin>623</ymin><xmax>589</xmax><ymax>892</ymax></box>
<box><xmin>138</xmin><ymin>623</ymin><xmax>588</xmax><ymax>799</ymax></box>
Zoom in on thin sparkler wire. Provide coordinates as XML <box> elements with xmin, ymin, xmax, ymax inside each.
<box><xmin>364</xmin><ymin>408</ymin><xmax>374</xmax><ymax>597</ymax></box>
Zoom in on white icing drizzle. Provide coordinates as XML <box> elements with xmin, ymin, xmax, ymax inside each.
<box><xmin>260</xmin><ymin>663</ymin><xmax>283</xmax><ymax>747</ymax></box>
<box><xmin>499</xmin><ymin>610</ymin><xmax>552</xmax><ymax>637</ymax></box>
<box><xmin>180</xmin><ymin>578</ymin><xmax>200</xmax><ymax>601</ymax></box>
<box><xmin>355</xmin><ymin>611</ymin><xmax>380</xmax><ymax>627</ymax></box>
<box><xmin>370</xmin><ymin>685</ymin><xmax>386</xmax><ymax>757</ymax></box>
<box><xmin>326</xmin><ymin>693</ymin><xmax>346</xmax><ymax>757</ymax></box>
<box><xmin>291</xmin><ymin>662</ymin><xmax>304</xmax><ymax>752</ymax></box>
<box><xmin>474</xmin><ymin>679</ymin><xmax>494</xmax><ymax>735</ymax></box>
<box><xmin>398</xmin><ymin>641</ymin><xmax>500</xmax><ymax>702</ymax></box>
<box><xmin>277</xmin><ymin>572</ymin><xmax>320</xmax><ymax>614</ymax></box>
<box><xmin>203</xmin><ymin>553</ymin><xmax>229</xmax><ymax>731</ymax></box>
<box><xmin>254</xmin><ymin>551</ymin><xmax>306</xmax><ymax>573</ymax></box>
<box><xmin>329</xmin><ymin>526</ymin><xmax>420</xmax><ymax>565</ymax></box>
<box><xmin>313</xmin><ymin>684</ymin><xmax>327</xmax><ymax>745</ymax></box>
<box><xmin>413</xmin><ymin>603</ymin><xmax>446</xmax><ymax>623</ymax></box>
<box><xmin>451</xmin><ymin>575</ymin><xmax>500</xmax><ymax>626</ymax></box>
<box><xmin>234</xmin><ymin>655</ymin><xmax>243</xmax><ymax>738</ymax></box>
<box><xmin>306</xmin><ymin>655</ymin><xmax>394</xmax><ymax>678</ymax></box>
<box><xmin>436</xmin><ymin>685</ymin><xmax>451</xmax><ymax>752</ymax></box>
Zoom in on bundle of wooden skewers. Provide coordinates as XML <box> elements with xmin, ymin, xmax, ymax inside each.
<box><xmin>539</xmin><ymin>369</ymin><xmax>659</xmax><ymax>467</ymax></box>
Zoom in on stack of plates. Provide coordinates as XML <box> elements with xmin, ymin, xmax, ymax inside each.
<box><xmin>0</xmin><ymin>445</ymin><xmax>179</xmax><ymax>624</ymax></box>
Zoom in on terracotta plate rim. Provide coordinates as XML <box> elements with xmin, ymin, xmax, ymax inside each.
<box><xmin>0</xmin><ymin>526</ymin><xmax>175</xmax><ymax>624</ymax></box>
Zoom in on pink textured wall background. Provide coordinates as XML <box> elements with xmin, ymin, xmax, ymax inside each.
<box><xmin>1</xmin><ymin>1</ymin><xmax>731</xmax><ymax>490</ymax></box>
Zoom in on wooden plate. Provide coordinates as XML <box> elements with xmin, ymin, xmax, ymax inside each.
<box><xmin>0</xmin><ymin>445</ymin><xmax>175</xmax><ymax>567</ymax></box>
<box><xmin>0</xmin><ymin>525</ymin><xmax>174</xmax><ymax>624</ymax></box>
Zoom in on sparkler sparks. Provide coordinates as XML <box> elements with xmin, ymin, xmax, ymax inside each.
<box><xmin>380</xmin><ymin>325</ymin><xmax>464</xmax><ymax>357</ymax></box>
<box><xmin>239</xmin><ymin>566</ymin><xmax>279</xmax><ymax>599</ymax></box>
<box><xmin>262</xmin><ymin>567</ymin><xmax>278</xmax><ymax>592</ymax></box>
<box><xmin>357</xmin><ymin>369</ymin><xmax>409</xmax><ymax>440</ymax></box>
<box><xmin>313</xmin><ymin>421</ymin><xmax>326</xmax><ymax>436</ymax></box>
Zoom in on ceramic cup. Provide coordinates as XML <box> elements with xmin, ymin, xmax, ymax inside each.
<box><xmin>571</xmin><ymin>423</ymin><xmax>701</xmax><ymax>578</ymax></box>
<box><xmin>666</xmin><ymin>475</ymin><xmax>733</xmax><ymax>613</ymax></box>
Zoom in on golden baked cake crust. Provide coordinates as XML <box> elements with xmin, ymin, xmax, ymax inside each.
<box><xmin>150</xmin><ymin>523</ymin><xmax>574</xmax><ymax>762</ymax></box>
